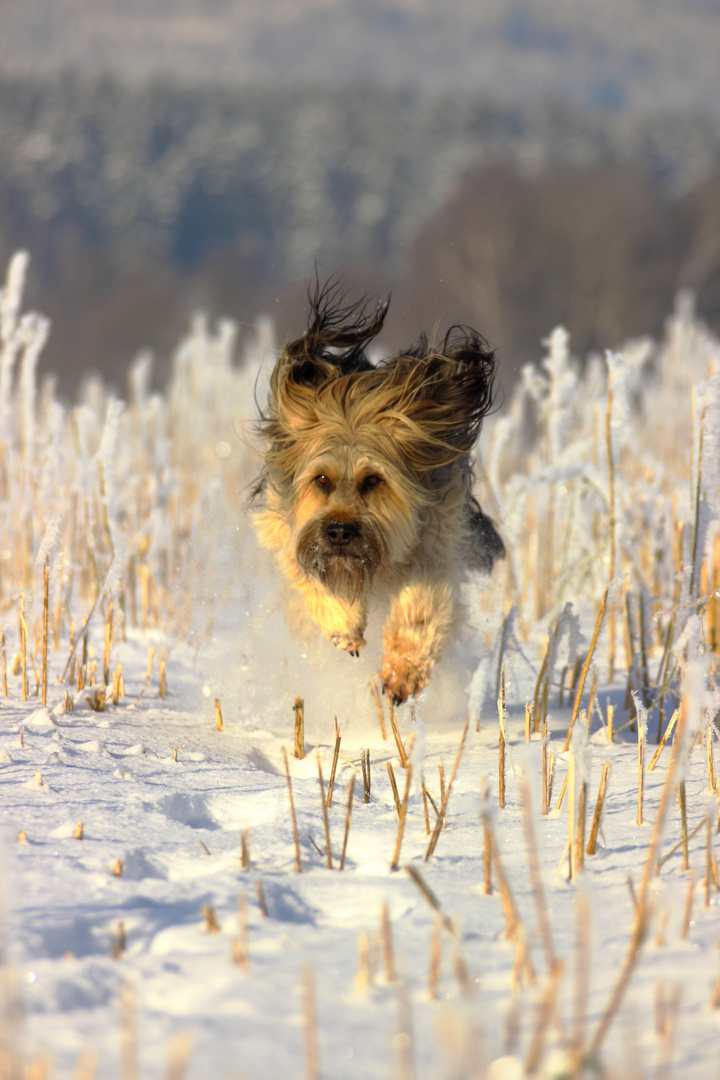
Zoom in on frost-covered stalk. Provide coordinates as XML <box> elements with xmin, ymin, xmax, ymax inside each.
<box><xmin>606</xmin><ymin>360</ymin><xmax>617</xmax><ymax>681</ymax></box>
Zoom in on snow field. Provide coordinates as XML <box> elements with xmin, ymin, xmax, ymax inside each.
<box><xmin>0</xmin><ymin>253</ymin><xmax>719</xmax><ymax>1078</ymax></box>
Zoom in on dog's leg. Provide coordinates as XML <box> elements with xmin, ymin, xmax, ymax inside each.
<box><xmin>380</xmin><ymin>579</ymin><xmax>457</xmax><ymax>703</ymax></box>
<box><xmin>295</xmin><ymin>577</ymin><xmax>368</xmax><ymax>656</ymax></box>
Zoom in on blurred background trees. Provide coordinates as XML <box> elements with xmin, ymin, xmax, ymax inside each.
<box><xmin>2</xmin><ymin>2</ymin><xmax>720</xmax><ymax>395</ymax></box>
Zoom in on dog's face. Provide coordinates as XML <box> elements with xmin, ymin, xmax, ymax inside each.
<box><xmin>287</xmin><ymin>429</ymin><xmax>425</xmax><ymax>600</ymax></box>
<box><xmin>253</xmin><ymin>280</ymin><xmax>497</xmax><ymax>600</ymax></box>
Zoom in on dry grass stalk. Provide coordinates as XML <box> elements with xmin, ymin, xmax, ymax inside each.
<box><xmin>425</xmin><ymin>716</ymin><xmax>470</xmax><ymax>860</ymax></box>
<box><xmin>428</xmin><ymin>915</ymin><xmax>442</xmax><ymax>1000</ymax></box>
<box><xmin>112</xmin><ymin>858</ymin><xmax>124</xmax><ymax>877</ymax></box>
<box><xmin>293</xmin><ymin>697</ymin><xmax>305</xmax><ymax>759</ymax></box>
<box><xmin>282</xmin><ymin>747</ymin><xmax>303</xmax><ymax>873</ymax></box>
<box><xmin>361</xmin><ymin>748</ymin><xmax>371</xmax><ymax>803</ymax></box>
<box><xmin>60</xmin><ymin>557</ymin><xmax>116</xmax><ymax>684</ymax></box>
<box><xmin>112</xmin><ymin>921</ymin><xmax>127</xmax><ymax>959</ymax></box>
<box><xmin>438</xmin><ymin>762</ymin><xmax>446</xmax><ymax>827</ymax></box>
<box><xmin>489</xmin><ymin>823</ymin><xmax>521</xmax><ymax>939</ymax></box>
<box><xmin>420</xmin><ymin>774</ymin><xmax>430</xmax><ymax>836</ymax></box>
<box><xmin>389</xmin><ymin>701</ymin><xmax>409</xmax><ymax>768</ymax></box>
<box><xmin>202</xmin><ymin>904</ymin><xmax>220</xmax><ymax>933</ymax></box>
<box><xmin>524</xmin><ymin>701</ymin><xmax>532</xmax><ymax>743</ymax></box>
<box><xmin>158</xmin><ymin>650</ymin><xmax>168</xmax><ymax>698</ymax></box>
<box><xmin>1</xmin><ymin>628</ymin><xmax>6</xmax><ymax>697</ymax></box>
<box><xmin>522</xmin><ymin>961</ymin><xmax>565</xmax><ymax>1075</ymax></box>
<box><xmin>240</xmin><ymin>829</ymin><xmax>250</xmax><ymax>870</ymax></box>
<box><xmin>73</xmin><ymin>1048</ymin><xmax>100</xmax><ymax>1080</ymax></box>
<box><xmin>588</xmin><ymin>691</ymin><xmax>688</xmax><ymax>1056</ymax></box>
<box><xmin>301</xmin><ymin>966</ymin><xmax>321</xmax><ymax>1080</ymax></box>
<box><xmin>576</xmin><ymin>780</ymin><xmax>587</xmax><ymax>874</ymax></box>
<box><xmin>214</xmin><ymin>698</ymin><xmax>223</xmax><ymax>732</ymax></box>
<box><xmin>404</xmin><ymin>864</ymin><xmax>456</xmax><ymax>934</ymax></box>
<box><xmin>370</xmin><ymin>679</ymin><xmax>388</xmax><ymax>740</ymax></box>
<box><xmin>570</xmin><ymin>892</ymin><xmax>591</xmax><ymax>1069</ymax></box>
<box><xmin>380</xmin><ymin>902</ymin><xmax>396</xmax><ymax>983</ymax></box>
<box><xmin>339</xmin><ymin>773</ymin><xmax>356</xmax><ymax>870</ymax></box>
<box><xmin>706</xmin><ymin>813</ymin><xmax>713</xmax><ymax>908</ymax></box>
<box><xmin>607</xmin><ymin>701</ymin><xmax>614</xmax><ymax>742</ymax></box>
<box><xmin>707</xmin><ymin>725</ymin><xmax>716</xmax><ymax>792</ymax></box>
<box><xmin>112</xmin><ymin>663</ymin><xmax>124</xmax><ymax>705</ymax></box>
<box><xmin>316</xmin><ymin>753</ymin><xmax>333</xmax><ymax>869</ymax></box>
<box><xmin>541</xmin><ymin>739</ymin><xmax>548</xmax><ymax>815</ymax></box>
<box><xmin>563</xmin><ymin>585</ymin><xmax>609</xmax><ymax>752</ymax></box>
<box><xmin>498</xmin><ymin>670</ymin><xmax>506</xmax><ymax>810</ymax></box>
<box><xmin>119</xmin><ymin>982</ymin><xmax>138</xmax><ymax>1080</ymax></box>
<box><xmin>20</xmin><ymin>592</ymin><xmax>27</xmax><ymax>701</ymax></box>
<box><xmin>679</xmin><ymin>780</ymin><xmax>689</xmax><ymax>870</ymax></box>
<box><xmin>41</xmin><ymin>562</ymin><xmax>49</xmax><ymax>707</ymax></box>
<box><xmin>162</xmin><ymin>1034</ymin><xmax>193</xmax><ymax>1080</ymax></box>
<box><xmin>387</xmin><ymin>761</ymin><xmax>402</xmax><ymax>815</ymax></box>
<box><xmin>103</xmin><ymin>599</ymin><xmax>113</xmax><ymax>686</ymax></box>
<box><xmin>531</xmin><ymin>644</ymin><xmax>549</xmax><ymax>735</ymax></box>
<box><xmin>326</xmin><ymin>721</ymin><xmax>341</xmax><ymax>807</ymax></box>
<box><xmin>681</xmin><ymin>871</ymin><xmax>697</xmax><ymax>940</ymax></box>
<box><xmin>173</xmin><ymin>746</ymin><xmax>178</xmax><ymax>763</ymax></box>
<box><xmin>391</xmin><ymin>766</ymin><xmax>412</xmax><ymax>871</ymax></box>
<box><xmin>395</xmin><ymin>982</ymin><xmax>416</xmax><ymax>1080</ymax></box>
<box><xmin>75</xmin><ymin>821</ymin><xmax>84</xmax><ymax>840</ymax></box>
<box><xmin>547</xmin><ymin>751</ymin><xmax>555</xmax><ymax>809</ymax></box>
<box><xmin>711</xmin><ymin>941</ymin><xmax>720</xmax><ymax>1008</ymax></box>
<box><xmin>606</xmin><ymin>367</ymin><xmax>617</xmax><ymax>682</ymax></box>
<box><xmin>638</xmin><ymin>718</ymin><xmax>645</xmax><ymax>826</ymax></box>
<box><xmin>658</xmin><ymin>816</ymin><xmax>705</xmax><ymax>870</ymax></box>
<box><xmin>519</xmin><ymin>773</ymin><xmax>557</xmax><ymax>975</ymax></box>
<box><xmin>648</xmin><ymin>709</ymin><xmax>679</xmax><ymax>771</ymax></box>
<box><xmin>132</xmin><ymin>647</ymin><xmax>155</xmax><ymax>707</ymax></box>
<box><xmin>231</xmin><ymin>894</ymin><xmax>250</xmax><ymax>971</ymax></box>
<box><xmin>355</xmin><ymin>931</ymin><xmax>372</xmax><ymax>993</ymax></box>
<box><xmin>255</xmin><ymin>879</ymin><xmax>269</xmax><ymax>917</ymax></box>
<box><xmin>587</xmin><ymin>762</ymin><xmax>611</xmax><ymax>856</ymax></box>
<box><xmin>19</xmin><ymin>728</ymin><xmax>23</xmax><ymax>747</ymax></box>
<box><xmin>567</xmin><ymin>752</ymin><xmax>576</xmax><ymax>881</ymax></box>
<box><xmin>17</xmin><ymin>829</ymin><xmax>27</xmax><ymax>843</ymax></box>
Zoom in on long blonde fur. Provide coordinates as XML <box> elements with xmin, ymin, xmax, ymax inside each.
<box><xmin>252</xmin><ymin>280</ymin><xmax>504</xmax><ymax>703</ymax></box>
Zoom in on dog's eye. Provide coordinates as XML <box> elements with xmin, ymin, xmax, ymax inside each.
<box><xmin>361</xmin><ymin>475</ymin><xmax>382</xmax><ymax>494</ymax></box>
<box><xmin>314</xmin><ymin>474</ymin><xmax>331</xmax><ymax>490</ymax></box>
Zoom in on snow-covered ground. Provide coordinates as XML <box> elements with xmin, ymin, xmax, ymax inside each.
<box><xmin>1</xmin><ymin>254</ymin><xmax>719</xmax><ymax>1078</ymax></box>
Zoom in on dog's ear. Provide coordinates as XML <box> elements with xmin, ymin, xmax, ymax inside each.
<box><xmin>282</xmin><ymin>276</ymin><xmax>387</xmax><ymax>385</ymax></box>
<box><xmin>379</xmin><ymin>327</ymin><xmax>498</xmax><ymax>472</ymax></box>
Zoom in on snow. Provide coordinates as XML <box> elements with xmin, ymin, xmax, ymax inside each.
<box><xmin>1</xmin><ymin>255</ymin><xmax>720</xmax><ymax>1079</ymax></box>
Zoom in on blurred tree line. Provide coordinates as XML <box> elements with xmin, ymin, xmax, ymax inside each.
<box><xmin>1</xmin><ymin>74</ymin><xmax>720</xmax><ymax>394</ymax></box>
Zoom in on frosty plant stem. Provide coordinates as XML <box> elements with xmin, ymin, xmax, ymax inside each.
<box><xmin>316</xmin><ymin>753</ymin><xmax>333</xmax><ymax>869</ymax></box>
<box><xmin>586</xmin><ymin>762</ymin><xmax>610</xmax><ymax>856</ymax></box>
<box><xmin>563</xmin><ymin>585</ymin><xmax>609</xmax><ymax>752</ymax></box>
<box><xmin>425</xmin><ymin>715</ymin><xmax>470</xmax><ymax>860</ymax></box>
<box><xmin>606</xmin><ymin>363</ymin><xmax>617</xmax><ymax>682</ymax></box>
<box><xmin>282</xmin><ymin>747</ymin><xmax>302</xmax><ymax>873</ymax></box>
<box><xmin>293</xmin><ymin>697</ymin><xmax>305</xmax><ymax>759</ymax></box>
<box><xmin>41</xmin><ymin>562</ymin><xmax>49</xmax><ymax>707</ymax></box>
<box><xmin>498</xmin><ymin>668</ymin><xmax>506</xmax><ymax>809</ymax></box>
<box><xmin>339</xmin><ymin>773</ymin><xmax>356</xmax><ymax>870</ymax></box>
<box><xmin>391</xmin><ymin>766</ymin><xmax>412</xmax><ymax>871</ymax></box>
<box><xmin>589</xmin><ymin>689</ymin><xmax>689</xmax><ymax>1056</ymax></box>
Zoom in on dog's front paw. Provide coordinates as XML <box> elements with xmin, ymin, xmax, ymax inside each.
<box><xmin>331</xmin><ymin>631</ymin><xmax>367</xmax><ymax>658</ymax></box>
<box><xmin>380</xmin><ymin>653</ymin><xmax>430</xmax><ymax>705</ymax></box>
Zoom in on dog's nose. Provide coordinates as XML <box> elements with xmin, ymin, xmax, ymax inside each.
<box><xmin>325</xmin><ymin>521</ymin><xmax>359</xmax><ymax>547</ymax></box>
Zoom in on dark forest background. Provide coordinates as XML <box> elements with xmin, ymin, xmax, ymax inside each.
<box><xmin>2</xmin><ymin>1</ymin><xmax>720</xmax><ymax>395</ymax></box>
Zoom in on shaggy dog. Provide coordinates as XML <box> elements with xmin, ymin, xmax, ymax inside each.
<box><xmin>252</xmin><ymin>281</ymin><xmax>504</xmax><ymax>704</ymax></box>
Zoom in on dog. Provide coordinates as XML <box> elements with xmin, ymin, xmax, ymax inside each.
<box><xmin>251</xmin><ymin>280</ymin><xmax>505</xmax><ymax>704</ymax></box>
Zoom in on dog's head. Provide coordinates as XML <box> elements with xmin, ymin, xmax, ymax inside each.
<box><xmin>253</xmin><ymin>279</ymin><xmax>497</xmax><ymax>599</ymax></box>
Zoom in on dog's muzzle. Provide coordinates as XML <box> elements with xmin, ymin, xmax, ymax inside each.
<box><xmin>296</xmin><ymin>516</ymin><xmax>384</xmax><ymax>599</ymax></box>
